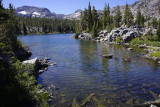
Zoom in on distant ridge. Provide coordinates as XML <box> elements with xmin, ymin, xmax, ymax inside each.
<box><xmin>16</xmin><ymin>0</ymin><xmax>160</xmax><ymax>19</ymax></box>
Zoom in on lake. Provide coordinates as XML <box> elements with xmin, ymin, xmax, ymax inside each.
<box><xmin>20</xmin><ymin>33</ymin><xmax>160</xmax><ymax>107</ymax></box>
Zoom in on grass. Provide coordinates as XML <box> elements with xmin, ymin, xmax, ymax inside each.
<box><xmin>130</xmin><ymin>36</ymin><xmax>160</xmax><ymax>47</ymax></box>
<box><xmin>150</xmin><ymin>51</ymin><xmax>160</xmax><ymax>58</ymax></box>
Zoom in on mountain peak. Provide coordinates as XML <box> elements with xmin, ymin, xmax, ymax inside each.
<box><xmin>74</xmin><ymin>9</ymin><xmax>82</xmax><ymax>13</ymax></box>
<box><xmin>16</xmin><ymin>5</ymin><xmax>55</xmax><ymax>18</ymax></box>
<box><xmin>15</xmin><ymin>0</ymin><xmax>160</xmax><ymax>20</ymax></box>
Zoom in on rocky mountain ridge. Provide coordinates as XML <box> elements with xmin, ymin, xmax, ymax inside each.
<box><xmin>16</xmin><ymin>6</ymin><xmax>82</xmax><ymax>19</ymax></box>
<box><xmin>16</xmin><ymin>0</ymin><xmax>160</xmax><ymax>19</ymax></box>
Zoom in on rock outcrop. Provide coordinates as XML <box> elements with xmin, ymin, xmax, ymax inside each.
<box><xmin>23</xmin><ymin>57</ymin><xmax>56</xmax><ymax>76</ymax></box>
<box><xmin>99</xmin><ymin>26</ymin><xmax>157</xmax><ymax>43</ymax></box>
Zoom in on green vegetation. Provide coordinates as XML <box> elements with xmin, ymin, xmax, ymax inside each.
<box><xmin>130</xmin><ymin>19</ymin><xmax>160</xmax><ymax>47</ymax></box>
<box><xmin>79</xmin><ymin>2</ymin><xmax>100</xmax><ymax>38</ymax></box>
<box><xmin>150</xmin><ymin>51</ymin><xmax>160</xmax><ymax>58</ymax></box>
<box><xmin>102</xmin><ymin>3</ymin><xmax>107</xmax><ymax>30</ymax></box>
<box><xmin>135</xmin><ymin>8</ymin><xmax>145</xmax><ymax>26</ymax></box>
<box><xmin>123</xmin><ymin>4</ymin><xmax>134</xmax><ymax>27</ymax></box>
<box><xmin>130</xmin><ymin>36</ymin><xmax>160</xmax><ymax>47</ymax></box>
<box><xmin>78</xmin><ymin>2</ymin><xmax>136</xmax><ymax>38</ymax></box>
<box><xmin>0</xmin><ymin>1</ymin><xmax>49</xmax><ymax>106</ymax></box>
<box><xmin>0</xmin><ymin>60</ymin><xmax>49</xmax><ymax>107</ymax></box>
<box><xmin>114</xmin><ymin>5</ymin><xmax>122</xmax><ymax>28</ymax></box>
<box><xmin>15</xmin><ymin>16</ymin><xmax>76</xmax><ymax>35</ymax></box>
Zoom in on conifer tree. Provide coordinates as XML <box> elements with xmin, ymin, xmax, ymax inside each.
<box><xmin>23</xmin><ymin>22</ymin><xmax>27</xmax><ymax>35</ymax></box>
<box><xmin>140</xmin><ymin>14</ymin><xmax>145</xmax><ymax>26</ymax></box>
<box><xmin>106</xmin><ymin>3</ymin><xmax>110</xmax><ymax>26</ymax></box>
<box><xmin>157</xmin><ymin>19</ymin><xmax>160</xmax><ymax>40</ymax></box>
<box><xmin>123</xmin><ymin>4</ymin><xmax>134</xmax><ymax>27</ymax></box>
<box><xmin>102</xmin><ymin>3</ymin><xmax>107</xmax><ymax>29</ymax></box>
<box><xmin>152</xmin><ymin>17</ymin><xmax>158</xmax><ymax>28</ymax></box>
<box><xmin>114</xmin><ymin>5</ymin><xmax>122</xmax><ymax>27</ymax></box>
<box><xmin>83</xmin><ymin>8</ymin><xmax>88</xmax><ymax>29</ymax></box>
<box><xmin>88</xmin><ymin>1</ymin><xmax>92</xmax><ymax>31</ymax></box>
<box><xmin>135</xmin><ymin>8</ymin><xmax>141</xmax><ymax>25</ymax></box>
<box><xmin>92</xmin><ymin>6</ymin><xmax>99</xmax><ymax>26</ymax></box>
<box><xmin>91</xmin><ymin>22</ymin><xmax>98</xmax><ymax>38</ymax></box>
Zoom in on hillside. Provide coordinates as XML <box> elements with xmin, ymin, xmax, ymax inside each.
<box><xmin>16</xmin><ymin>0</ymin><xmax>160</xmax><ymax>19</ymax></box>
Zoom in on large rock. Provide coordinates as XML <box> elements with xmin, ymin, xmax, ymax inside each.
<box><xmin>122</xmin><ymin>31</ymin><xmax>137</xmax><ymax>43</ymax></box>
<box><xmin>112</xmin><ymin>33</ymin><xmax>120</xmax><ymax>41</ymax></box>
<box><xmin>121</xmin><ymin>29</ymin><xmax>129</xmax><ymax>36</ymax></box>
<box><xmin>78</xmin><ymin>33</ymin><xmax>92</xmax><ymax>40</ymax></box>
<box><xmin>23</xmin><ymin>57</ymin><xmax>39</xmax><ymax>65</ymax></box>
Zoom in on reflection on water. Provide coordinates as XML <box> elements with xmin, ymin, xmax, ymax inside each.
<box><xmin>20</xmin><ymin>34</ymin><xmax>160</xmax><ymax>107</ymax></box>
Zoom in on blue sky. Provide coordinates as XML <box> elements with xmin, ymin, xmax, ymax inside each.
<box><xmin>3</xmin><ymin>0</ymin><xmax>138</xmax><ymax>15</ymax></box>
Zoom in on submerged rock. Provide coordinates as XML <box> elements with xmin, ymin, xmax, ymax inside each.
<box><xmin>103</xmin><ymin>54</ymin><xmax>113</xmax><ymax>58</ymax></box>
<box><xmin>138</xmin><ymin>45</ymin><xmax>146</xmax><ymax>48</ymax></box>
<box><xmin>81</xmin><ymin>93</ymin><xmax>95</xmax><ymax>106</ymax></box>
<box><xmin>45</xmin><ymin>57</ymin><xmax>50</xmax><ymax>60</ymax></box>
<box><xmin>39</xmin><ymin>70</ymin><xmax>44</xmax><ymax>74</ymax></box>
<box><xmin>150</xmin><ymin>104</ymin><xmax>157</xmax><ymax>107</ymax></box>
<box><xmin>127</xmin><ymin>48</ymin><xmax>133</xmax><ymax>51</ymax></box>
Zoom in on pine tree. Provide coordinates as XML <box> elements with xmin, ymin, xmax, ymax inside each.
<box><xmin>83</xmin><ymin>8</ymin><xmax>88</xmax><ymax>30</ymax></box>
<box><xmin>114</xmin><ymin>5</ymin><xmax>122</xmax><ymax>27</ymax></box>
<box><xmin>152</xmin><ymin>17</ymin><xmax>158</xmax><ymax>28</ymax></box>
<box><xmin>88</xmin><ymin>1</ymin><xmax>92</xmax><ymax>31</ymax></box>
<box><xmin>135</xmin><ymin>8</ymin><xmax>141</xmax><ymax>25</ymax></box>
<box><xmin>140</xmin><ymin>14</ymin><xmax>145</xmax><ymax>26</ymax></box>
<box><xmin>0</xmin><ymin>0</ymin><xmax>9</xmax><ymax>23</ymax></box>
<box><xmin>91</xmin><ymin>22</ymin><xmax>98</xmax><ymax>38</ymax></box>
<box><xmin>92</xmin><ymin>6</ymin><xmax>99</xmax><ymax>26</ymax></box>
<box><xmin>123</xmin><ymin>4</ymin><xmax>134</xmax><ymax>27</ymax></box>
<box><xmin>157</xmin><ymin>19</ymin><xmax>160</xmax><ymax>41</ymax></box>
<box><xmin>23</xmin><ymin>22</ymin><xmax>27</xmax><ymax>35</ymax></box>
<box><xmin>106</xmin><ymin>3</ymin><xmax>110</xmax><ymax>27</ymax></box>
<box><xmin>102</xmin><ymin>3</ymin><xmax>107</xmax><ymax>29</ymax></box>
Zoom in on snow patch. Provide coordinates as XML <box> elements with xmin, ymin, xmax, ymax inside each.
<box><xmin>73</xmin><ymin>12</ymin><xmax>80</xmax><ymax>18</ymax></box>
<box><xmin>32</xmin><ymin>12</ymin><xmax>41</xmax><ymax>16</ymax></box>
<box><xmin>18</xmin><ymin>11</ymin><xmax>27</xmax><ymax>15</ymax></box>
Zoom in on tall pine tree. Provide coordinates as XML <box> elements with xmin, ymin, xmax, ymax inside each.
<box><xmin>123</xmin><ymin>4</ymin><xmax>134</xmax><ymax>27</ymax></box>
<box><xmin>88</xmin><ymin>1</ymin><xmax>92</xmax><ymax>31</ymax></box>
<box><xmin>114</xmin><ymin>5</ymin><xmax>122</xmax><ymax>27</ymax></box>
<box><xmin>92</xmin><ymin>6</ymin><xmax>99</xmax><ymax>26</ymax></box>
<box><xmin>106</xmin><ymin>3</ymin><xmax>110</xmax><ymax>27</ymax></box>
<box><xmin>135</xmin><ymin>8</ymin><xmax>141</xmax><ymax>25</ymax></box>
<box><xmin>157</xmin><ymin>18</ymin><xmax>160</xmax><ymax>40</ymax></box>
<box><xmin>102</xmin><ymin>3</ymin><xmax>107</xmax><ymax>29</ymax></box>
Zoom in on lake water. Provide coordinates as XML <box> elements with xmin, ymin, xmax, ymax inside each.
<box><xmin>20</xmin><ymin>33</ymin><xmax>160</xmax><ymax>107</ymax></box>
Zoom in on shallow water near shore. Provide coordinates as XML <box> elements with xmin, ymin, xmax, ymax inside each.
<box><xmin>20</xmin><ymin>33</ymin><xmax>160</xmax><ymax>106</ymax></box>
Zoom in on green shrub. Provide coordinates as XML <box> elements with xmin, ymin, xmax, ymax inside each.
<box><xmin>130</xmin><ymin>36</ymin><xmax>160</xmax><ymax>47</ymax></box>
<box><xmin>0</xmin><ymin>42</ymin><xmax>6</xmax><ymax>52</ymax></box>
<box><xmin>12</xmin><ymin>60</ymin><xmax>49</xmax><ymax>107</ymax></box>
<box><xmin>116</xmin><ymin>36</ymin><xmax>122</xmax><ymax>43</ymax></box>
<box><xmin>73</xmin><ymin>33</ymin><xmax>80</xmax><ymax>38</ymax></box>
<box><xmin>150</xmin><ymin>51</ymin><xmax>160</xmax><ymax>58</ymax></box>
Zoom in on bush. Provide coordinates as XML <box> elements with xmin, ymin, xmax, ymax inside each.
<box><xmin>73</xmin><ymin>33</ymin><xmax>80</xmax><ymax>38</ymax></box>
<box><xmin>12</xmin><ymin>60</ymin><xmax>49</xmax><ymax>107</ymax></box>
<box><xmin>0</xmin><ymin>59</ymin><xmax>49</xmax><ymax>107</ymax></box>
<box><xmin>130</xmin><ymin>36</ymin><xmax>160</xmax><ymax>47</ymax></box>
<box><xmin>116</xmin><ymin>36</ymin><xmax>122</xmax><ymax>43</ymax></box>
<box><xmin>150</xmin><ymin>51</ymin><xmax>160</xmax><ymax>58</ymax></box>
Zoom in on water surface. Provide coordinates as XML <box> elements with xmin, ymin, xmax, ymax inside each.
<box><xmin>20</xmin><ymin>34</ymin><xmax>160</xmax><ymax>107</ymax></box>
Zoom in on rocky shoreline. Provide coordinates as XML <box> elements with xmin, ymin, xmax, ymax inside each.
<box><xmin>23</xmin><ymin>57</ymin><xmax>56</xmax><ymax>78</ymax></box>
<box><xmin>74</xmin><ymin>25</ymin><xmax>160</xmax><ymax>64</ymax></box>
